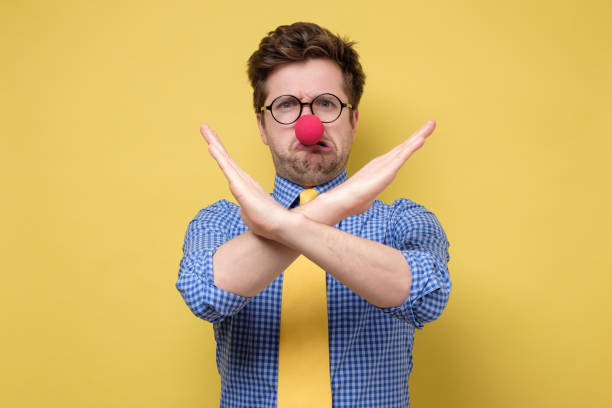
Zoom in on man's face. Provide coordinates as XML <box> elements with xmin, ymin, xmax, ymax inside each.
<box><xmin>257</xmin><ymin>58</ymin><xmax>359</xmax><ymax>188</ymax></box>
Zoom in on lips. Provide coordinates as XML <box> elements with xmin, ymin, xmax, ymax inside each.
<box><xmin>295</xmin><ymin>139</ymin><xmax>334</xmax><ymax>153</ymax></box>
<box><xmin>315</xmin><ymin>139</ymin><xmax>329</xmax><ymax>148</ymax></box>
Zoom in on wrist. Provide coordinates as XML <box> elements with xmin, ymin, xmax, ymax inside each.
<box><xmin>290</xmin><ymin>191</ymin><xmax>348</xmax><ymax>226</ymax></box>
<box><xmin>317</xmin><ymin>191</ymin><xmax>351</xmax><ymax>223</ymax></box>
<box><xmin>273</xmin><ymin>210</ymin><xmax>309</xmax><ymax>247</ymax></box>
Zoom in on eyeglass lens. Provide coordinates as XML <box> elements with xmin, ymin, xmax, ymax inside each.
<box><xmin>271</xmin><ymin>94</ymin><xmax>343</xmax><ymax>124</ymax></box>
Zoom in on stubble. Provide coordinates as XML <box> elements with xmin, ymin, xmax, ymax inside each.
<box><xmin>270</xmin><ymin>149</ymin><xmax>348</xmax><ymax>187</ymax></box>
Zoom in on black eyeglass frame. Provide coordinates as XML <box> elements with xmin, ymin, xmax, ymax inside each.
<box><xmin>259</xmin><ymin>93</ymin><xmax>353</xmax><ymax>125</ymax></box>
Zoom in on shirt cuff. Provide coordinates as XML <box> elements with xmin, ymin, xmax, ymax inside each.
<box><xmin>176</xmin><ymin>249</ymin><xmax>251</xmax><ymax>322</ymax></box>
<box><xmin>378</xmin><ymin>250</ymin><xmax>448</xmax><ymax>329</ymax></box>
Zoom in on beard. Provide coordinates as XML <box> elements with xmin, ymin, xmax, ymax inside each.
<box><xmin>270</xmin><ymin>149</ymin><xmax>348</xmax><ymax>188</ymax></box>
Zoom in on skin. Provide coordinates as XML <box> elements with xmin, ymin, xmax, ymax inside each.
<box><xmin>201</xmin><ymin>58</ymin><xmax>436</xmax><ymax>308</ymax></box>
<box><xmin>257</xmin><ymin>59</ymin><xmax>357</xmax><ymax>188</ymax></box>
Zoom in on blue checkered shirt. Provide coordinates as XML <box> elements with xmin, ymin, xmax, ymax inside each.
<box><xmin>176</xmin><ymin>170</ymin><xmax>451</xmax><ymax>407</ymax></box>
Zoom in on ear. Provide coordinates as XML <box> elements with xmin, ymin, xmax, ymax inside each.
<box><xmin>256</xmin><ymin>113</ymin><xmax>269</xmax><ymax>145</ymax></box>
<box><xmin>350</xmin><ymin>109</ymin><xmax>359</xmax><ymax>140</ymax></box>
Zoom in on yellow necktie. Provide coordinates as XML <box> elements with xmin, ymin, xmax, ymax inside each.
<box><xmin>277</xmin><ymin>188</ymin><xmax>332</xmax><ymax>407</ymax></box>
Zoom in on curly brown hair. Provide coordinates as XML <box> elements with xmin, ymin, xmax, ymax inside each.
<box><xmin>247</xmin><ymin>22</ymin><xmax>366</xmax><ymax>115</ymax></box>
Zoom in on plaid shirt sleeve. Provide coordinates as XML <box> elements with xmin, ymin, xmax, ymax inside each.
<box><xmin>175</xmin><ymin>200</ymin><xmax>252</xmax><ymax>323</ymax></box>
<box><xmin>379</xmin><ymin>199</ymin><xmax>452</xmax><ymax>329</ymax></box>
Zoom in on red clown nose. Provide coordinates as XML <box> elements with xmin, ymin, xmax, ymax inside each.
<box><xmin>295</xmin><ymin>114</ymin><xmax>324</xmax><ymax>145</ymax></box>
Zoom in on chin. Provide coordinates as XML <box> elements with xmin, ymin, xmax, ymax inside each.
<box><xmin>273</xmin><ymin>151</ymin><xmax>346</xmax><ymax>186</ymax></box>
<box><xmin>295</xmin><ymin>167</ymin><xmax>344</xmax><ymax>187</ymax></box>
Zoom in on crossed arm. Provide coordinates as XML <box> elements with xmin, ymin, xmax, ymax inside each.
<box><xmin>201</xmin><ymin>121</ymin><xmax>436</xmax><ymax>309</ymax></box>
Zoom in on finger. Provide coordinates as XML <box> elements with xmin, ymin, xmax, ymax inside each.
<box><xmin>382</xmin><ymin>120</ymin><xmax>435</xmax><ymax>159</ymax></box>
<box><xmin>415</xmin><ymin>119</ymin><xmax>436</xmax><ymax>139</ymax></box>
<box><xmin>200</xmin><ymin>124</ymin><xmax>266</xmax><ymax>194</ymax></box>
<box><xmin>209</xmin><ymin>143</ymin><xmax>269</xmax><ymax>206</ymax></box>
<box><xmin>394</xmin><ymin>119</ymin><xmax>436</xmax><ymax>157</ymax></box>
<box><xmin>380</xmin><ymin>122</ymin><xmax>434</xmax><ymax>172</ymax></box>
<box><xmin>200</xmin><ymin>124</ymin><xmax>243</xmax><ymax>174</ymax></box>
<box><xmin>212</xmin><ymin>139</ymin><xmax>249</xmax><ymax>180</ymax></box>
<box><xmin>208</xmin><ymin>143</ymin><xmax>237</xmax><ymax>178</ymax></box>
<box><xmin>200</xmin><ymin>123</ymin><xmax>229</xmax><ymax>152</ymax></box>
<box><xmin>207</xmin><ymin>141</ymin><xmax>254</xmax><ymax>193</ymax></box>
<box><xmin>401</xmin><ymin>120</ymin><xmax>436</xmax><ymax>150</ymax></box>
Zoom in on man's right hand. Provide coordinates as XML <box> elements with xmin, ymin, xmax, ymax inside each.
<box><xmin>297</xmin><ymin>120</ymin><xmax>436</xmax><ymax>223</ymax></box>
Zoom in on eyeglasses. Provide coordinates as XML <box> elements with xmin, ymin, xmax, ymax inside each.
<box><xmin>259</xmin><ymin>93</ymin><xmax>353</xmax><ymax>125</ymax></box>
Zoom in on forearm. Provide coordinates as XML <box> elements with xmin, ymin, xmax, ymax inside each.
<box><xmin>212</xmin><ymin>193</ymin><xmax>348</xmax><ymax>297</ymax></box>
<box><xmin>213</xmin><ymin>230</ymin><xmax>296</xmax><ymax>296</ymax></box>
<box><xmin>274</xmin><ymin>212</ymin><xmax>412</xmax><ymax>308</ymax></box>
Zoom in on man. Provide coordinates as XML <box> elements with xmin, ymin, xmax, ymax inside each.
<box><xmin>176</xmin><ymin>22</ymin><xmax>451</xmax><ymax>407</ymax></box>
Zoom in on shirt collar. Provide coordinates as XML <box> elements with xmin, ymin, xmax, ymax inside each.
<box><xmin>272</xmin><ymin>170</ymin><xmax>348</xmax><ymax>208</ymax></box>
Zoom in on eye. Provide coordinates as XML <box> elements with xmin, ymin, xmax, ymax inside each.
<box><xmin>314</xmin><ymin>95</ymin><xmax>338</xmax><ymax>109</ymax></box>
<box><xmin>273</xmin><ymin>97</ymin><xmax>299</xmax><ymax>111</ymax></box>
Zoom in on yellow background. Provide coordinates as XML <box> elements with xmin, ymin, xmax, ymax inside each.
<box><xmin>2</xmin><ymin>0</ymin><xmax>611</xmax><ymax>407</ymax></box>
